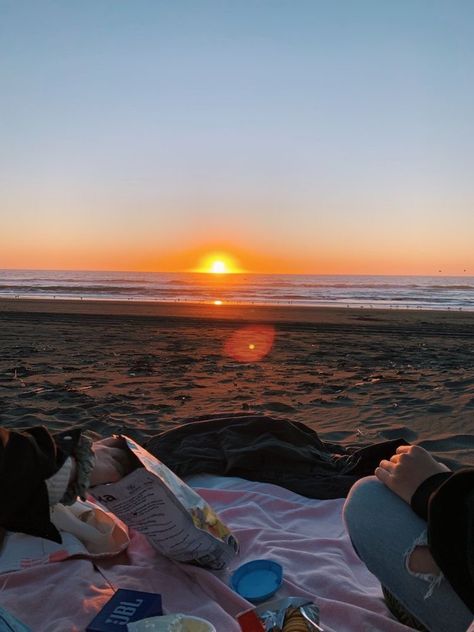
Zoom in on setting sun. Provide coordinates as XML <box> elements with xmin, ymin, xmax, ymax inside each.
<box><xmin>194</xmin><ymin>252</ymin><xmax>242</xmax><ymax>274</ymax></box>
<box><xmin>210</xmin><ymin>260</ymin><xmax>227</xmax><ymax>274</ymax></box>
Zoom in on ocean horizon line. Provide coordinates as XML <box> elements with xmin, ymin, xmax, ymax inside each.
<box><xmin>0</xmin><ymin>267</ymin><xmax>473</xmax><ymax>278</ymax></box>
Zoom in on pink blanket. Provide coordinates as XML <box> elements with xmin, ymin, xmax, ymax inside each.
<box><xmin>0</xmin><ymin>476</ymin><xmax>412</xmax><ymax>631</ymax></box>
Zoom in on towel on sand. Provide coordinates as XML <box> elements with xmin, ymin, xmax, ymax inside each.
<box><xmin>0</xmin><ymin>475</ymin><xmax>413</xmax><ymax>632</ymax></box>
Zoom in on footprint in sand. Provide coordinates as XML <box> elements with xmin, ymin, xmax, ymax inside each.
<box><xmin>261</xmin><ymin>401</ymin><xmax>296</xmax><ymax>413</ymax></box>
<box><xmin>426</xmin><ymin>403</ymin><xmax>453</xmax><ymax>414</ymax></box>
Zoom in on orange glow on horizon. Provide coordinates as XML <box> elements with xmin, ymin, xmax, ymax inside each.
<box><xmin>1</xmin><ymin>239</ymin><xmax>473</xmax><ymax>277</ymax></box>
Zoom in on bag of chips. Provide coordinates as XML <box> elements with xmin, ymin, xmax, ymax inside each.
<box><xmin>90</xmin><ymin>436</ymin><xmax>239</xmax><ymax>569</ymax></box>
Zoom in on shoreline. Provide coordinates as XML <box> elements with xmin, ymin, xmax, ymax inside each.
<box><xmin>1</xmin><ymin>297</ymin><xmax>474</xmax><ymax>329</ymax></box>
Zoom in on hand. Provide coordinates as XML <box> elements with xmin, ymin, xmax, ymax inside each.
<box><xmin>89</xmin><ymin>437</ymin><xmax>133</xmax><ymax>487</ymax></box>
<box><xmin>375</xmin><ymin>444</ymin><xmax>450</xmax><ymax>504</ymax></box>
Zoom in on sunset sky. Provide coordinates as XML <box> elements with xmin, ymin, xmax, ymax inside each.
<box><xmin>1</xmin><ymin>1</ymin><xmax>473</xmax><ymax>275</ymax></box>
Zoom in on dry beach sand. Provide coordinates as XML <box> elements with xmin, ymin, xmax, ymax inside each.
<box><xmin>1</xmin><ymin>298</ymin><xmax>473</xmax><ymax>468</ymax></box>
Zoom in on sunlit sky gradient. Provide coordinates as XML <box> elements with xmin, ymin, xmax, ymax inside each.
<box><xmin>1</xmin><ymin>1</ymin><xmax>474</xmax><ymax>275</ymax></box>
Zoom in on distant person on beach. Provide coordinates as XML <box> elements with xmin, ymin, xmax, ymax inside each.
<box><xmin>343</xmin><ymin>444</ymin><xmax>474</xmax><ymax>632</ymax></box>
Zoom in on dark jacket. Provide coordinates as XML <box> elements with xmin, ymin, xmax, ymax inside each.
<box><xmin>0</xmin><ymin>426</ymin><xmax>82</xmax><ymax>546</ymax></box>
<box><xmin>411</xmin><ymin>468</ymin><xmax>474</xmax><ymax>613</ymax></box>
<box><xmin>145</xmin><ymin>413</ymin><xmax>409</xmax><ymax>499</ymax></box>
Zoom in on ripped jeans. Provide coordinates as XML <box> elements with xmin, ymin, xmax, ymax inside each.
<box><xmin>343</xmin><ymin>477</ymin><xmax>472</xmax><ymax>632</ymax></box>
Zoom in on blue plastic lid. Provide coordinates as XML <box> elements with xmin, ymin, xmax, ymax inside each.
<box><xmin>230</xmin><ymin>559</ymin><xmax>283</xmax><ymax>603</ymax></box>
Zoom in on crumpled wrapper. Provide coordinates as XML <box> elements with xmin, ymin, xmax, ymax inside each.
<box><xmin>127</xmin><ymin>614</ymin><xmax>216</xmax><ymax>632</ymax></box>
<box><xmin>254</xmin><ymin>597</ymin><xmax>323</xmax><ymax>631</ymax></box>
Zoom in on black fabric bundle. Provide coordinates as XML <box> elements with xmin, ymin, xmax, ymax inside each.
<box><xmin>0</xmin><ymin>426</ymin><xmax>81</xmax><ymax>546</ymax></box>
<box><xmin>145</xmin><ymin>413</ymin><xmax>409</xmax><ymax>499</ymax></box>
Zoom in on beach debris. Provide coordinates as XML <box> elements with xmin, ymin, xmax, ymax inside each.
<box><xmin>12</xmin><ymin>367</ymin><xmax>26</xmax><ymax>387</ymax></box>
<box><xmin>356</xmin><ymin>427</ymin><xmax>379</xmax><ymax>439</ymax></box>
<box><xmin>64</xmin><ymin>382</ymin><xmax>93</xmax><ymax>394</ymax></box>
<box><xmin>20</xmin><ymin>386</ymin><xmax>55</xmax><ymax>397</ymax></box>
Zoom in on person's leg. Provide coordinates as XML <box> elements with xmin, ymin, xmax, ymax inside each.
<box><xmin>343</xmin><ymin>476</ymin><xmax>472</xmax><ymax>632</ymax></box>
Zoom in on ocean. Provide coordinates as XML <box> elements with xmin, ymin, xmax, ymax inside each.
<box><xmin>1</xmin><ymin>270</ymin><xmax>473</xmax><ymax>311</ymax></box>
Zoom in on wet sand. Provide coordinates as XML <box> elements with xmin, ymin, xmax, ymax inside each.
<box><xmin>1</xmin><ymin>298</ymin><xmax>473</xmax><ymax>468</ymax></box>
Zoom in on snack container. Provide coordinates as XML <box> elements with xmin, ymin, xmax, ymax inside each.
<box><xmin>127</xmin><ymin>614</ymin><xmax>217</xmax><ymax>631</ymax></box>
<box><xmin>237</xmin><ymin>596</ymin><xmax>323</xmax><ymax>631</ymax></box>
